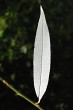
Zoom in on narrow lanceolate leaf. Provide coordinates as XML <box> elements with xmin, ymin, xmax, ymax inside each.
<box><xmin>33</xmin><ymin>5</ymin><xmax>51</xmax><ymax>103</ymax></box>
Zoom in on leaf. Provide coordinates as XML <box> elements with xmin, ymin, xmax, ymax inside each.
<box><xmin>33</xmin><ymin>5</ymin><xmax>51</xmax><ymax>103</ymax></box>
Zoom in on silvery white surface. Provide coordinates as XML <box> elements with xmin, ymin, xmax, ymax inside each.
<box><xmin>33</xmin><ymin>5</ymin><xmax>51</xmax><ymax>103</ymax></box>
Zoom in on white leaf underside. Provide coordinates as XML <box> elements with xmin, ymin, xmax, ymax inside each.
<box><xmin>33</xmin><ymin>5</ymin><xmax>51</xmax><ymax>103</ymax></box>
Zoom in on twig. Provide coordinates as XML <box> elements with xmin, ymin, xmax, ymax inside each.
<box><xmin>0</xmin><ymin>77</ymin><xmax>44</xmax><ymax>110</ymax></box>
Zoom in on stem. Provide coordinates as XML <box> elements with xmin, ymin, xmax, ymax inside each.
<box><xmin>0</xmin><ymin>77</ymin><xmax>44</xmax><ymax>110</ymax></box>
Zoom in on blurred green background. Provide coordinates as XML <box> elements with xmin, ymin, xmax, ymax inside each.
<box><xmin>0</xmin><ymin>0</ymin><xmax>73</xmax><ymax>110</ymax></box>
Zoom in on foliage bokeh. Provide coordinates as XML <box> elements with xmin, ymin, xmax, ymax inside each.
<box><xmin>0</xmin><ymin>0</ymin><xmax>73</xmax><ymax>110</ymax></box>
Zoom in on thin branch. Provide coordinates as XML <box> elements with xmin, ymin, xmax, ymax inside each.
<box><xmin>0</xmin><ymin>77</ymin><xmax>44</xmax><ymax>110</ymax></box>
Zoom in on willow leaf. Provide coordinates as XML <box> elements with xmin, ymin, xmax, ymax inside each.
<box><xmin>33</xmin><ymin>5</ymin><xmax>51</xmax><ymax>103</ymax></box>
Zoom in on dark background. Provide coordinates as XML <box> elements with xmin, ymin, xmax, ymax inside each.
<box><xmin>0</xmin><ymin>0</ymin><xmax>73</xmax><ymax>110</ymax></box>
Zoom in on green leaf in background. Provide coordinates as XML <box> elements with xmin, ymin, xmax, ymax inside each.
<box><xmin>0</xmin><ymin>17</ymin><xmax>8</xmax><ymax>37</ymax></box>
